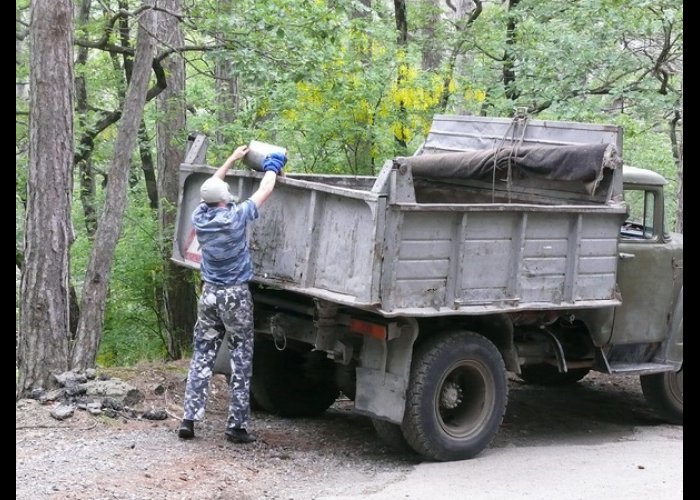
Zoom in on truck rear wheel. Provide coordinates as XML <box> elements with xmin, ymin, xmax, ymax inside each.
<box><xmin>371</xmin><ymin>418</ymin><xmax>416</xmax><ymax>454</ymax></box>
<box><xmin>640</xmin><ymin>365</ymin><xmax>683</xmax><ymax>425</ymax></box>
<box><xmin>518</xmin><ymin>364</ymin><xmax>590</xmax><ymax>385</ymax></box>
<box><xmin>401</xmin><ymin>331</ymin><xmax>507</xmax><ymax>462</ymax></box>
<box><xmin>251</xmin><ymin>340</ymin><xmax>340</xmax><ymax>417</ymax></box>
<box><xmin>335</xmin><ymin>363</ymin><xmax>356</xmax><ymax>401</ymax></box>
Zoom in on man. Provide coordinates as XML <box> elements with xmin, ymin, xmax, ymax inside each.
<box><xmin>178</xmin><ymin>144</ymin><xmax>287</xmax><ymax>444</ymax></box>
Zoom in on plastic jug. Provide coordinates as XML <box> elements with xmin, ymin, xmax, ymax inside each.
<box><xmin>242</xmin><ymin>140</ymin><xmax>288</xmax><ymax>171</ymax></box>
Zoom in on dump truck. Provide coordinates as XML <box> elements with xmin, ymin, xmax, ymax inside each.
<box><xmin>172</xmin><ymin>115</ymin><xmax>683</xmax><ymax>462</ymax></box>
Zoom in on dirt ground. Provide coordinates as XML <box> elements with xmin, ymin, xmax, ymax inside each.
<box><xmin>15</xmin><ymin>360</ymin><xmax>680</xmax><ymax>500</ymax></box>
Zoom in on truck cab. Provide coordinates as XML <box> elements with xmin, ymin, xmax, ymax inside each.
<box><xmin>615</xmin><ymin>166</ymin><xmax>683</xmax><ymax>350</ymax></box>
<box><xmin>608</xmin><ymin>166</ymin><xmax>683</xmax><ymax>423</ymax></box>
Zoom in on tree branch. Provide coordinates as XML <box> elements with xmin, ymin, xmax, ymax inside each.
<box><xmin>439</xmin><ymin>0</ymin><xmax>484</xmax><ymax>110</ymax></box>
<box><xmin>467</xmin><ymin>0</ymin><xmax>483</xmax><ymax>26</ymax></box>
<box><xmin>75</xmin><ymin>38</ymin><xmax>236</xmax><ymax>64</ymax></box>
<box><xmin>75</xmin><ymin>38</ymin><xmax>135</xmax><ymax>55</ymax></box>
<box><xmin>145</xmin><ymin>57</ymin><xmax>167</xmax><ymax>100</ymax></box>
<box><xmin>155</xmin><ymin>43</ymin><xmax>227</xmax><ymax>63</ymax></box>
<box><xmin>74</xmin><ymin>57</ymin><xmax>166</xmax><ymax>166</ymax></box>
<box><xmin>77</xmin><ymin>9</ymin><xmax>134</xmax><ymax>49</ymax></box>
<box><xmin>472</xmin><ymin>40</ymin><xmax>504</xmax><ymax>62</ymax></box>
<box><xmin>74</xmin><ymin>2</ymin><xmax>187</xmax><ymax>51</ymax></box>
<box><xmin>525</xmin><ymin>64</ymin><xmax>656</xmax><ymax>116</ymax></box>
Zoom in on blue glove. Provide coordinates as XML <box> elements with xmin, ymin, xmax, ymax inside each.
<box><xmin>262</xmin><ymin>152</ymin><xmax>287</xmax><ymax>174</ymax></box>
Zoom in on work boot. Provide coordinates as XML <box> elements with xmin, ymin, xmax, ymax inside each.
<box><xmin>225</xmin><ymin>428</ymin><xmax>257</xmax><ymax>444</ymax></box>
<box><xmin>178</xmin><ymin>419</ymin><xmax>194</xmax><ymax>439</ymax></box>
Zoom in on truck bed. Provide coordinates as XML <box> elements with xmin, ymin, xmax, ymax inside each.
<box><xmin>173</xmin><ymin>116</ymin><xmax>628</xmax><ymax>317</ymax></box>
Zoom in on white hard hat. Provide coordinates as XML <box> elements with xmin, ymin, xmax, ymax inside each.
<box><xmin>200</xmin><ymin>177</ymin><xmax>233</xmax><ymax>204</ymax></box>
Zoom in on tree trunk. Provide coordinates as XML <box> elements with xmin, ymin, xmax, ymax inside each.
<box><xmin>71</xmin><ymin>2</ymin><xmax>156</xmax><ymax>370</ymax></box>
<box><xmin>18</xmin><ymin>0</ymin><xmax>74</xmax><ymax>397</ymax></box>
<box><xmin>437</xmin><ymin>1</ymin><xmax>481</xmax><ymax>111</ymax></box>
<box><xmin>346</xmin><ymin>0</ymin><xmax>375</xmax><ymax>174</ymax></box>
<box><xmin>393</xmin><ymin>0</ymin><xmax>408</xmax><ymax>152</ymax></box>
<box><xmin>157</xmin><ymin>0</ymin><xmax>197</xmax><ymax>360</ymax></box>
<box><xmin>69</xmin><ymin>0</ymin><xmax>93</xmax><ymax>337</ymax></box>
<box><xmin>138</xmin><ymin>120</ymin><xmax>159</xmax><ymax>209</ymax></box>
<box><xmin>675</xmin><ymin>83</ymin><xmax>682</xmax><ymax>234</ymax></box>
<box><xmin>75</xmin><ymin>0</ymin><xmax>97</xmax><ymax>238</ymax></box>
<box><xmin>113</xmin><ymin>2</ymin><xmax>159</xmax><ymax>208</ymax></box>
<box><xmin>502</xmin><ymin>0</ymin><xmax>521</xmax><ymax>102</ymax></box>
<box><xmin>420</xmin><ymin>0</ymin><xmax>443</xmax><ymax>71</ymax></box>
<box><xmin>670</xmin><ymin>109</ymin><xmax>682</xmax><ymax>233</ymax></box>
<box><xmin>676</xmin><ymin>138</ymin><xmax>682</xmax><ymax>233</ymax></box>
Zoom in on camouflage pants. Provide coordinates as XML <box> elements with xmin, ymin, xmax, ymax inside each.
<box><xmin>182</xmin><ymin>282</ymin><xmax>254</xmax><ymax>431</ymax></box>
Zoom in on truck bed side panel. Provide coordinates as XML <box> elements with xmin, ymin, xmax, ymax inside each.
<box><xmin>386</xmin><ymin>208</ymin><xmax>622</xmax><ymax>312</ymax></box>
<box><xmin>251</xmin><ymin>186</ymin><xmax>381</xmax><ymax>304</ymax></box>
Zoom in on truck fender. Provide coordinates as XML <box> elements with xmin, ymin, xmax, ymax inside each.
<box><xmin>471</xmin><ymin>314</ymin><xmax>519</xmax><ymax>374</ymax></box>
<box><xmin>353</xmin><ymin>318</ymin><xmax>419</xmax><ymax>424</ymax></box>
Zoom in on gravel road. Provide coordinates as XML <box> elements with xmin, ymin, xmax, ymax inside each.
<box><xmin>16</xmin><ymin>362</ymin><xmax>682</xmax><ymax>500</ymax></box>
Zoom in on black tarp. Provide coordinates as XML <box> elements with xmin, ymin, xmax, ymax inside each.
<box><xmin>395</xmin><ymin>143</ymin><xmax>621</xmax><ymax>195</ymax></box>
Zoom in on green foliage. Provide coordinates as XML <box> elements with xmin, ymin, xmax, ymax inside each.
<box><xmin>101</xmin><ymin>199</ymin><xmax>168</xmax><ymax>366</ymax></box>
<box><xmin>622</xmin><ymin>121</ymin><xmax>679</xmax><ymax>229</ymax></box>
<box><xmin>72</xmin><ymin>187</ymin><xmax>168</xmax><ymax>367</ymax></box>
<box><xmin>459</xmin><ymin>0</ymin><xmax>681</xmax><ymax>224</ymax></box>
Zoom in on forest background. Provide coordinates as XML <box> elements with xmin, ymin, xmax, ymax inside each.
<box><xmin>15</xmin><ymin>0</ymin><xmax>682</xmax><ymax>397</ymax></box>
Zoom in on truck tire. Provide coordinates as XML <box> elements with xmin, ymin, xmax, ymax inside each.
<box><xmin>518</xmin><ymin>364</ymin><xmax>590</xmax><ymax>386</ymax></box>
<box><xmin>371</xmin><ymin>418</ymin><xmax>416</xmax><ymax>454</ymax></box>
<box><xmin>401</xmin><ymin>331</ymin><xmax>507</xmax><ymax>462</ymax></box>
<box><xmin>640</xmin><ymin>365</ymin><xmax>683</xmax><ymax>425</ymax></box>
<box><xmin>248</xmin><ymin>391</ymin><xmax>261</xmax><ymax>411</ymax></box>
<box><xmin>335</xmin><ymin>363</ymin><xmax>356</xmax><ymax>401</ymax></box>
<box><xmin>251</xmin><ymin>340</ymin><xmax>340</xmax><ymax>417</ymax></box>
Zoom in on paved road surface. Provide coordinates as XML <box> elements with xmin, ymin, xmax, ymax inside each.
<box><xmin>321</xmin><ymin>373</ymin><xmax>683</xmax><ymax>500</ymax></box>
<box><xmin>321</xmin><ymin>426</ymin><xmax>682</xmax><ymax>500</ymax></box>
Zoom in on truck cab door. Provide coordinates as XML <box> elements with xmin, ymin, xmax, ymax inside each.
<box><xmin>611</xmin><ymin>185</ymin><xmax>682</xmax><ymax>345</ymax></box>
